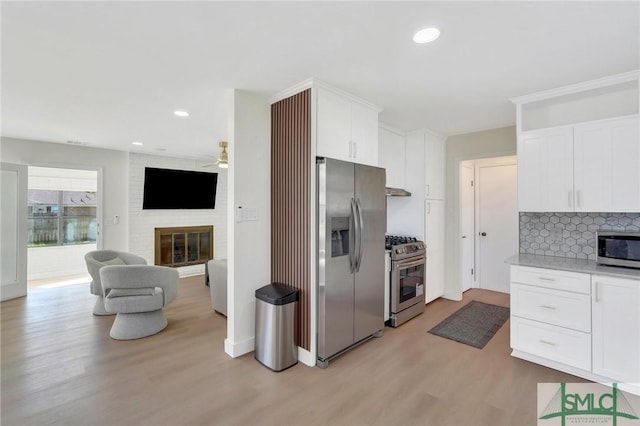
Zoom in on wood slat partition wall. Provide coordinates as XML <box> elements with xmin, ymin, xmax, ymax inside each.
<box><xmin>271</xmin><ymin>89</ymin><xmax>311</xmax><ymax>350</ymax></box>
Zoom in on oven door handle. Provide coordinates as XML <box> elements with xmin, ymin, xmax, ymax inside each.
<box><xmin>395</xmin><ymin>258</ymin><xmax>426</xmax><ymax>270</ymax></box>
<box><xmin>354</xmin><ymin>198</ymin><xmax>364</xmax><ymax>273</ymax></box>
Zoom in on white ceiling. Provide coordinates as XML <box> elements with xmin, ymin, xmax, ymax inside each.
<box><xmin>2</xmin><ymin>1</ymin><xmax>639</xmax><ymax>159</ymax></box>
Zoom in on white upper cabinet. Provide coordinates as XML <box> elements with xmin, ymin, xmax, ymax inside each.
<box><xmin>512</xmin><ymin>71</ymin><xmax>640</xmax><ymax>213</ymax></box>
<box><xmin>424</xmin><ymin>132</ymin><xmax>446</xmax><ymax>200</ymax></box>
<box><xmin>378</xmin><ymin>127</ymin><xmax>406</xmax><ymax>188</ymax></box>
<box><xmin>517</xmin><ymin>127</ymin><xmax>574</xmax><ymax>212</ymax></box>
<box><xmin>316</xmin><ymin>86</ymin><xmax>380</xmax><ymax>166</ymax></box>
<box><xmin>316</xmin><ymin>87</ymin><xmax>352</xmax><ymax>161</ymax></box>
<box><xmin>518</xmin><ymin>116</ymin><xmax>640</xmax><ymax>212</ymax></box>
<box><xmin>351</xmin><ymin>102</ymin><xmax>379</xmax><ymax>166</ymax></box>
<box><xmin>573</xmin><ymin>116</ymin><xmax>640</xmax><ymax>212</ymax></box>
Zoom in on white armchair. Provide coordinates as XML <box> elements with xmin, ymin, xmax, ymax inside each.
<box><xmin>84</xmin><ymin>250</ymin><xmax>147</xmax><ymax>315</ymax></box>
<box><xmin>207</xmin><ymin>259</ymin><xmax>227</xmax><ymax>316</ymax></box>
<box><xmin>99</xmin><ymin>264</ymin><xmax>179</xmax><ymax>340</ymax></box>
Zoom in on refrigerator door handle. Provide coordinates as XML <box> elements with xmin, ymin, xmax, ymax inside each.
<box><xmin>355</xmin><ymin>198</ymin><xmax>364</xmax><ymax>272</ymax></box>
<box><xmin>349</xmin><ymin>198</ymin><xmax>357</xmax><ymax>274</ymax></box>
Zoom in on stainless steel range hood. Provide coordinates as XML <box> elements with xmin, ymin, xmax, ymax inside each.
<box><xmin>385</xmin><ymin>187</ymin><xmax>412</xmax><ymax>197</ymax></box>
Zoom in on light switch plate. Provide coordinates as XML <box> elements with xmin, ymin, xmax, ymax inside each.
<box><xmin>244</xmin><ymin>208</ymin><xmax>258</xmax><ymax>221</ymax></box>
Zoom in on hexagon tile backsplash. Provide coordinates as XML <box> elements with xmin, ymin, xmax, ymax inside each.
<box><xmin>519</xmin><ymin>212</ymin><xmax>640</xmax><ymax>260</ymax></box>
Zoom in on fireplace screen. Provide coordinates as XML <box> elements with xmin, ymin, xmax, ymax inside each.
<box><xmin>154</xmin><ymin>225</ymin><xmax>213</xmax><ymax>267</ymax></box>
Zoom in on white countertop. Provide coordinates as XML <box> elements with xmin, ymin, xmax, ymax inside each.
<box><xmin>506</xmin><ymin>253</ymin><xmax>640</xmax><ymax>280</ymax></box>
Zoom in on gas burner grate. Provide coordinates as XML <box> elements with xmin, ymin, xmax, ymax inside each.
<box><xmin>385</xmin><ymin>235</ymin><xmax>418</xmax><ymax>250</ymax></box>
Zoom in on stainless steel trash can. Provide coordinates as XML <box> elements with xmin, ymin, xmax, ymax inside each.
<box><xmin>254</xmin><ymin>283</ymin><xmax>299</xmax><ymax>372</ymax></box>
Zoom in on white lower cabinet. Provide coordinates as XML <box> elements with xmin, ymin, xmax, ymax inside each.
<box><xmin>511</xmin><ymin>283</ymin><xmax>591</xmax><ymax>332</ymax></box>
<box><xmin>510</xmin><ymin>316</ymin><xmax>591</xmax><ymax>371</ymax></box>
<box><xmin>511</xmin><ymin>265</ymin><xmax>590</xmax><ymax>294</ymax></box>
<box><xmin>510</xmin><ymin>265</ymin><xmax>640</xmax><ymax>392</ymax></box>
<box><xmin>592</xmin><ymin>275</ymin><xmax>640</xmax><ymax>383</ymax></box>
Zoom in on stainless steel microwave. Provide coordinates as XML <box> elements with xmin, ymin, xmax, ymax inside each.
<box><xmin>596</xmin><ymin>231</ymin><xmax>640</xmax><ymax>269</ymax></box>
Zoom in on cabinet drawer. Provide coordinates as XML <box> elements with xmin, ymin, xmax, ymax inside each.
<box><xmin>510</xmin><ymin>317</ymin><xmax>591</xmax><ymax>371</ymax></box>
<box><xmin>511</xmin><ymin>265</ymin><xmax>590</xmax><ymax>294</ymax></box>
<box><xmin>511</xmin><ymin>283</ymin><xmax>591</xmax><ymax>332</ymax></box>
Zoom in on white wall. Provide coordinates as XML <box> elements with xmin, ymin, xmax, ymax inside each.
<box><xmin>29</xmin><ymin>166</ymin><xmax>97</xmax><ymax>192</ymax></box>
<box><xmin>28</xmin><ymin>244</ymin><xmax>97</xmax><ymax>280</ymax></box>
<box><xmin>128</xmin><ymin>153</ymin><xmax>228</xmax><ymax>275</ymax></box>
<box><xmin>1</xmin><ymin>137</ymin><xmax>130</xmax><ymax>251</ymax></box>
<box><xmin>224</xmin><ymin>89</ymin><xmax>271</xmax><ymax>358</ymax></box>
<box><xmin>443</xmin><ymin>126</ymin><xmax>516</xmax><ymax>300</ymax></box>
<box><xmin>1</xmin><ymin>168</ymin><xmax>20</xmax><ymax>285</ymax></box>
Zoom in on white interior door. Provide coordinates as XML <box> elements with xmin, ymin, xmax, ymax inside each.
<box><xmin>459</xmin><ymin>163</ymin><xmax>475</xmax><ymax>292</ymax></box>
<box><xmin>477</xmin><ymin>158</ymin><xmax>518</xmax><ymax>294</ymax></box>
<box><xmin>1</xmin><ymin>163</ymin><xmax>28</xmax><ymax>301</ymax></box>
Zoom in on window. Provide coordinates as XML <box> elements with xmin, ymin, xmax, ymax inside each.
<box><xmin>28</xmin><ymin>190</ymin><xmax>97</xmax><ymax>247</ymax></box>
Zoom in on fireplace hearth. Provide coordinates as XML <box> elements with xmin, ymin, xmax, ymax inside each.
<box><xmin>154</xmin><ymin>225</ymin><xmax>213</xmax><ymax>267</ymax></box>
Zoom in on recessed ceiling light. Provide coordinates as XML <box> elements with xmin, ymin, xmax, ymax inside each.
<box><xmin>174</xmin><ymin>110</ymin><xmax>189</xmax><ymax>117</ymax></box>
<box><xmin>132</xmin><ymin>141</ymin><xmax>143</xmax><ymax>146</ymax></box>
<box><xmin>413</xmin><ymin>27</ymin><xmax>441</xmax><ymax>44</ymax></box>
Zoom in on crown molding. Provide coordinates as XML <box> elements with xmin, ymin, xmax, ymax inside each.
<box><xmin>269</xmin><ymin>78</ymin><xmax>314</xmax><ymax>104</ymax></box>
<box><xmin>270</xmin><ymin>78</ymin><xmax>383</xmax><ymax>112</ymax></box>
<box><xmin>378</xmin><ymin>122</ymin><xmax>406</xmax><ymax>136</ymax></box>
<box><xmin>510</xmin><ymin>70</ymin><xmax>639</xmax><ymax>105</ymax></box>
<box><xmin>404</xmin><ymin>127</ymin><xmax>447</xmax><ymax>140</ymax></box>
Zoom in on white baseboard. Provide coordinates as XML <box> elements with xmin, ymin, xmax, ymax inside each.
<box><xmin>298</xmin><ymin>347</ymin><xmax>315</xmax><ymax>367</ymax></box>
<box><xmin>224</xmin><ymin>336</ymin><xmax>255</xmax><ymax>358</ymax></box>
<box><xmin>442</xmin><ymin>291</ymin><xmax>463</xmax><ymax>302</ymax></box>
<box><xmin>177</xmin><ymin>264</ymin><xmax>205</xmax><ymax>278</ymax></box>
<box><xmin>511</xmin><ymin>350</ymin><xmax>640</xmax><ymax>396</ymax></box>
<box><xmin>1</xmin><ymin>282</ymin><xmax>27</xmax><ymax>301</ymax></box>
<box><xmin>223</xmin><ymin>338</ymin><xmax>316</xmax><ymax>368</ymax></box>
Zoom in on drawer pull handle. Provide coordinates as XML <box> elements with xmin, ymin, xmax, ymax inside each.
<box><xmin>539</xmin><ymin>277</ymin><xmax>556</xmax><ymax>282</ymax></box>
<box><xmin>539</xmin><ymin>305</ymin><xmax>557</xmax><ymax>310</ymax></box>
<box><xmin>539</xmin><ymin>340</ymin><xmax>557</xmax><ymax>347</ymax></box>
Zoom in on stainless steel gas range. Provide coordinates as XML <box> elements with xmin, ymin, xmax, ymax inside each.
<box><xmin>385</xmin><ymin>235</ymin><xmax>426</xmax><ymax>327</ymax></box>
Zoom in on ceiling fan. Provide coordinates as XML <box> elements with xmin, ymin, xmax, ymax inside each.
<box><xmin>201</xmin><ymin>141</ymin><xmax>228</xmax><ymax>169</ymax></box>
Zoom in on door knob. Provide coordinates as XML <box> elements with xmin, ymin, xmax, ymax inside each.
<box><xmin>461</xmin><ymin>236</ymin><xmax>467</xmax><ymax>239</ymax></box>
<box><xmin>480</xmin><ymin>232</ymin><xmax>487</xmax><ymax>236</ymax></box>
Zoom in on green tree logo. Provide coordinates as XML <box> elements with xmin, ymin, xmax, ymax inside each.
<box><xmin>540</xmin><ymin>383</ymin><xmax>639</xmax><ymax>426</ymax></box>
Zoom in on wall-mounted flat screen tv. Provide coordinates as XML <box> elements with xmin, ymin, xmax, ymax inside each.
<box><xmin>143</xmin><ymin>167</ymin><xmax>218</xmax><ymax>209</ymax></box>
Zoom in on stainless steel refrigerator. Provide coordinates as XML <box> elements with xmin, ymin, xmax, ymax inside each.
<box><xmin>317</xmin><ymin>157</ymin><xmax>386</xmax><ymax>368</ymax></box>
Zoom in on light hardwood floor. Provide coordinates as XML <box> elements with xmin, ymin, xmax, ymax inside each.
<box><xmin>1</xmin><ymin>277</ymin><xmax>586</xmax><ymax>426</ymax></box>
<box><xmin>27</xmin><ymin>273</ymin><xmax>92</xmax><ymax>290</ymax></box>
